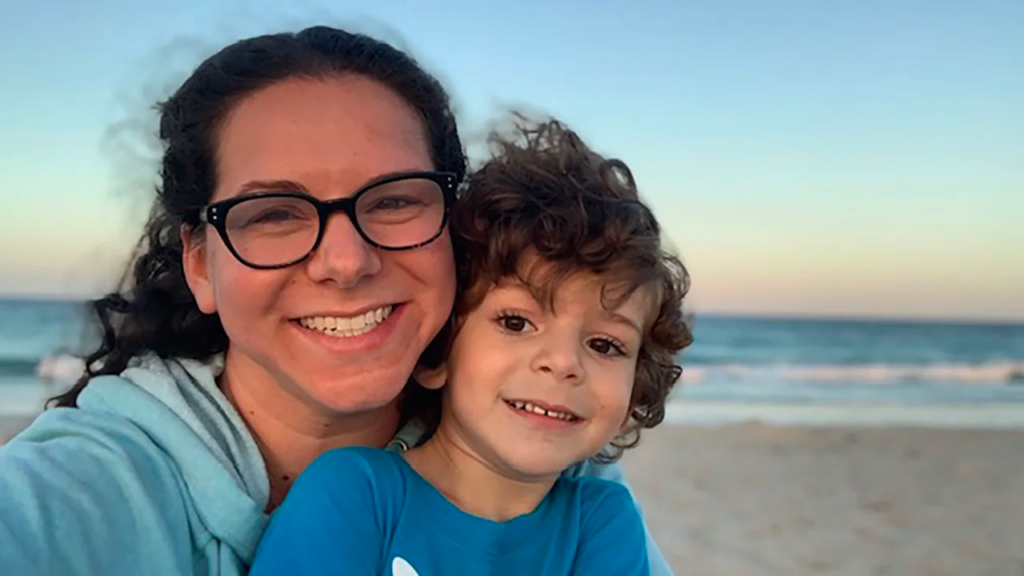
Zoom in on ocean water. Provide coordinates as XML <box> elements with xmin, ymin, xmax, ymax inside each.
<box><xmin>2</xmin><ymin>299</ymin><xmax>1023</xmax><ymax>426</ymax></box>
<box><xmin>0</xmin><ymin>299</ymin><xmax>96</xmax><ymax>417</ymax></box>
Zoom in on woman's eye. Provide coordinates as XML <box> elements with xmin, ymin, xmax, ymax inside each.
<box><xmin>251</xmin><ymin>210</ymin><xmax>299</xmax><ymax>223</ymax></box>
<box><xmin>368</xmin><ymin>197</ymin><xmax>417</xmax><ymax>211</ymax></box>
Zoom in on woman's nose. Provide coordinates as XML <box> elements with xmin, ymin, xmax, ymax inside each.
<box><xmin>304</xmin><ymin>213</ymin><xmax>382</xmax><ymax>289</ymax></box>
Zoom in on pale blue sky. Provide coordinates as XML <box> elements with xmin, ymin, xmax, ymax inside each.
<box><xmin>1</xmin><ymin>0</ymin><xmax>1021</xmax><ymax>321</ymax></box>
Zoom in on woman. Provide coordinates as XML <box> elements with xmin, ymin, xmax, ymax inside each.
<box><xmin>0</xmin><ymin>25</ymin><xmax>674</xmax><ymax>575</ymax></box>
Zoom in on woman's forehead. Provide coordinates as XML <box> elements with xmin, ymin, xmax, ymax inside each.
<box><xmin>212</xmin><ymin>76</ymin><xmax>432</xmax><ymax>201</ymax></box>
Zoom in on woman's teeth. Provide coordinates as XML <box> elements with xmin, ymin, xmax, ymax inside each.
<box><xmin>506</xmin><ymin>400</ymin><xmax>579</xmax><ymax>422</ymax></box>
<box><xmin>297</xmin><ymin>306</ymin><xmax>393</xmax><ymax>338</ymax></box>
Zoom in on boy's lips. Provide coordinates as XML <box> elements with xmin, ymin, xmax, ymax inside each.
<box><xmin>503</xmin><ymin>398</ymin><xmax>582</xmax><ymax>423</ymax></box>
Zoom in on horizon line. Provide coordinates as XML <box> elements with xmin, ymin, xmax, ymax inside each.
<box><xmin>2</xmin><ymin>292</ymin><xmax>1022</xmax><ymax>327</ymax></box>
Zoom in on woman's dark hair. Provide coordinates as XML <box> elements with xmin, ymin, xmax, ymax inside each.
<box><xmin>50</xmin><ymin>25</ymin><xmax>466</xmax><ymax>408</ymax></box>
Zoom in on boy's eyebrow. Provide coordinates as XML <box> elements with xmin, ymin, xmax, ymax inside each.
<box><xmin>497</xmin><ymin>281</ymin><xmax>644</xmax><ymax>335</ymax></box>
<box><xmin>603</xmin><ymin>311</ymin><xmax>642</xmax><ymax>336</ymax></box>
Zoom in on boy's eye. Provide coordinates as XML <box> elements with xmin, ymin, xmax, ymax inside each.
<box><xmin>497</xmin><ymin>314</ymin><xmax>532</xmax><ymax>333</ymax></box>
<box><xmin>588</xmin><ymin>338</ymin><xmax>626</xmax><ymax>357</ymax></box>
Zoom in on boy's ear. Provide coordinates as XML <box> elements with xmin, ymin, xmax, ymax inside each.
<box><xmin>619</xmin><ymin>407</ymin><xmax>634</xmax><ymax>431</ymax></box>
<box><xmin>413</xmin><ymin>363</ymin><xmax>448</xmax><ymax>390</ymax></box>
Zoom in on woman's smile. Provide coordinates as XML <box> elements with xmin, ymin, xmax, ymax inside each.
<box><xmin>294</xmin><ymin>304</ymin><xmax>396</xmax><ymax>338</ymax></box>
<box><xmin>288</xmin><ymin>303</ymin><xmax>407</xmax><ymax>355</ymax></box>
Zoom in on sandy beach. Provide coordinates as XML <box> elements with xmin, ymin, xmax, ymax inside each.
<box><xmin>4</xmin><ymin>414</ymin><xmax>1023</xmax><ymax>575</ymax></box>
<box><xmin>623</xmin><ymin>423</ymin><xmax>1024</xmax><ymax>576</ymax></box>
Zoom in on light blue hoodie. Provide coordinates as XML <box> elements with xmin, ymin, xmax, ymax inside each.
<box><xmin>0</xmin><ymin>355</ymin><xmax>674</xmax><ymax>575</ymax></box>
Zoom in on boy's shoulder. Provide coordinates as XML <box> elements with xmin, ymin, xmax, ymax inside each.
<box><xmin>296</xmin><ymin>446</ymin><xmax>410</xmax><ymax>497</ymax></box>
<box><xmin>304</xmin><ymin>445</ymin><xmax>404</xmax><ymax>477</ymax></box>
<box><xmin>555</xmin><ymin>471</ymin><xmax>636</xmax><ymax>513</ymax></box>
<box><xmin>319</xmin><ymin>445</ymin><xmax>402</xmax><ymax>464</ymax></box>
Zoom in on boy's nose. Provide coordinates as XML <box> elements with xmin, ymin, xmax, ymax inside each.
<box><xmin>530</xmin><ymin>337</ymin><xmax>585</xmax><ymax>384</ymax></box>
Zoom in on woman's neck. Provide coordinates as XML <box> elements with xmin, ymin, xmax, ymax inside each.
<box><xmin>403</xmin><ymin>422</ymin><xmax>558</xmax><ymax>522</ymax></box>
<box><xmin>219</xmin><ymin>352</ymin><xmax>401</xmax><ymax>511</ymax></box>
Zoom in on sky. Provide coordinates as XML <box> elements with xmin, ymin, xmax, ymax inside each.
<box><xmin>0</xmin><ymin>0</ymin><xmax>1021</xmax><ymax>321</ymax></box>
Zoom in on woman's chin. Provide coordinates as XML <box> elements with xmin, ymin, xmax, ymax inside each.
<box><xmin>305</xmin><ymin>374</ymin><xmax>408</xmax><ymax>416</ymax></box>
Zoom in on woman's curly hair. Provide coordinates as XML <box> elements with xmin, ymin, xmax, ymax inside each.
<box><xmin>447</xmin><ymin>114</ymin><xmax>693</xmax><ymax>462</ymax></box>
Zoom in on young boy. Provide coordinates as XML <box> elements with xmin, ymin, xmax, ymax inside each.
<box><xmin>249</xmin><ymin>116</ymin><xmax>693</xmax><ymax>576</ymax></box>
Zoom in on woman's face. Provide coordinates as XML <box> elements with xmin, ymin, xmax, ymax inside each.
<box><xmin>182</xmin><ymin>76</ymin><xmax>456</xmax><ymax>416</ymax></box>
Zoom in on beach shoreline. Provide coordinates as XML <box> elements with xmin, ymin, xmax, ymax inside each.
<box><xmin>662</xmin><ymin>399</ymin><xmax>1024</xmax><ymax>429</ymax></box>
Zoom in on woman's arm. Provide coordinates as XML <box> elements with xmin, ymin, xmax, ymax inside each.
<box><xmin>565</xmin><ymin>458</ymin><xmax>674</xmax><ymax>576</ymax></box>
<box><xmin>0</xmin><ymin>410</ymin><xmax>191</xmax><ymax>574</ymax></box>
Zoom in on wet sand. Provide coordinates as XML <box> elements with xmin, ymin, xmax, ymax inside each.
<box><xmin>623</xmin><ymin>423</ymin><xmax>1024</xmax><ymax>576</ymax></box>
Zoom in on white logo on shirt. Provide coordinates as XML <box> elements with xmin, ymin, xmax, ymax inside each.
<box><xmin>392</xmin><ymin>556</ymin><xmax>420</xmax><ymax>576</ymax></box>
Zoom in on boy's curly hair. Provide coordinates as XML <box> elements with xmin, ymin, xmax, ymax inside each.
<box><xmin>448</xmin><ymin>114</ymin><xmax>693</xmax><ymax>462</ymax></box>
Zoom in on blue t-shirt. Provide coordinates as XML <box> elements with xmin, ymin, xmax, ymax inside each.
<box><xmin>250</xmin><ymin>447</ymin><xmax>649</xmax><ymax>576</ymax></box>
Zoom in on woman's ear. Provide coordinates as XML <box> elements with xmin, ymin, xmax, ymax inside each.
<box><xmin>181</xmin><ymin>224</ymin><xmax>217</xmax><ymax>314</ymax></box>
<box><xmin>413</xmin><ymin>363</ymin><xmax>448</xmax><ymax>390</ymax></box>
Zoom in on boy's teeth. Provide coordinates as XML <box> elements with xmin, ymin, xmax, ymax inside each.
<box><xmin>297</xmin><ymin>306</ymin><xmax>393</xmax><ymax>338</ymax></box>
<box><xmin>509</xmin><ymin>400</ymin><xmax>578</xmax><ymax>422</ymax></box>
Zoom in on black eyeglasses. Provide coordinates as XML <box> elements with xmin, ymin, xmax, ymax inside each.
<box><xmin>200</xmin><ymin>171</ymin><xmax>457</xmax><ymax>269</ymax></box>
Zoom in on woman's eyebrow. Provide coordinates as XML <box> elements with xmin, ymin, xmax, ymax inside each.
<box><xmin>235</xmin><ymin>179</ymin><xmax>309</xmax><ymax>196</ymax></box>
<box><xmin>232</xmin><ymin>169</ymin><xmax>430</xmax><ymax>198</ymax></box>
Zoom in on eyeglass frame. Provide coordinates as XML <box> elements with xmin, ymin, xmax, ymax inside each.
<box><xmin>198</xmin><ymin>171</ymin><xmax>459</xmax><ymax>270</ymax></box>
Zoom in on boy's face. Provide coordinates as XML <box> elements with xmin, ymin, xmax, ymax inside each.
<box><xmin>435</xmin><ymin>268</ymin><xmax>652</xmax><ymax>481</ymax></box>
